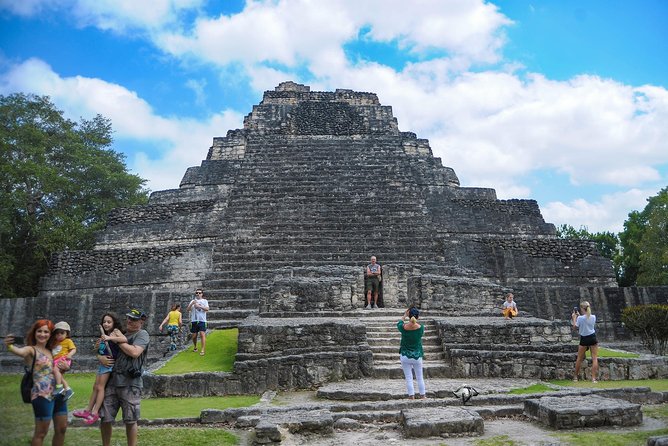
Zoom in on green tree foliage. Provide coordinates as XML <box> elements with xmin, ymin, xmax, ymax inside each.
<box><xmin>0</xmin><ymin>93</ymin><xmax>149</xmax><ymax>298</ymax></box>
<box><xmin>619</xmin><ymin>187</ymin><xmax>668</xmax><ymax>286</ymax></box>
<box><xmin>621</xmin><ymin>304</ymin><xmax>668</xmax><ymax>355</ymax></box>
<box><xmin>556</xmin><ymin>224</ymin><xmax>621</xmax><ymax>280</ymax></box>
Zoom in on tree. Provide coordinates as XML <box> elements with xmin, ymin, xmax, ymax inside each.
<box><xmin>0</xmin><ymin>93</ymin><xmax>149</xmax><ymax>298</ymax></box>
<box><xmin>619</xmin><ymin>187</ymin><xmax>668</xmax><ymax>286</ymax></box>
<box><xmin>556</xmin><ymin>224</ymin><xmax>621</xmax><ymax>280</ymax></box>
<box><xmin>621</xmin><ymin>304</ymin><xmax>668</xmax><ymax>355</ymax></box>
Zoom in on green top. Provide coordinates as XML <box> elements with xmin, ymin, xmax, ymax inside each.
<box><xmin>397</xmin><ymin>320</ymin><xmax>424</xmax><ymax>359</ymax></box>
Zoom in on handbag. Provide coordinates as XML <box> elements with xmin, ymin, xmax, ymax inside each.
<box><xmin>20</xmin><ymin>347</ymin><xmax>36</xmax><ymax>403</ymax></box>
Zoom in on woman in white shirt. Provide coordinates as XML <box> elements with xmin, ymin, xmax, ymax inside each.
<box><xmin>571</xmin><ymin>301</ymin><xmax>598</xmax><ymax>383</ymax></box>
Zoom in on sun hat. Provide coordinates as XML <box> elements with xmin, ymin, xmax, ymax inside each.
<box><xmin>54</xmin><ymin>321</ymin><xmax>71</xmax><ymax>332</ymax></box>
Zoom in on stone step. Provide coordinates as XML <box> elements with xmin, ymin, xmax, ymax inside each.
<box><xmin>207</xmin><ymin>309</ymin><xmax>258</xmax><ymax>319</ymax></box>
<box><xmin>208</xmin><ymin>299</ymin><xmax>259</xmax><ymax>309</ymax></box>
<box><xmin>203</xmin><ymin>288</ymin><xmax>260</xmax><ymax>298</ymax></box>
<box><xmin>372</xmin><ymin>363</ymin><xmax>451</xmax><ymax>379</ymax></box>
<box><xmin>370</xmin><ymin>345</ymin><xmax>444</xmax><ymax>355</ymax></box>
<box><xmin>212</xmin><ymin>252</ymin><xmax>442</xmax><ymax>263</ymax></box>
<box><xmin>211</xmin><ymin>260</ymin><xmax>432</xmax><ymax>272</ymax></box>
<box><xmin>367</xmin><ymin>335</ymin><xmax>442</xmax><ymax>346</ymax></box>
<box><xmin>202</xmin><ymin>278</ymin><xmax>268</xmax><ymax>288</ymax></box>
<box><xmin>373</xmin><ymin>352</ymin><xmax>445</xmax><ymax>361</ymax></box>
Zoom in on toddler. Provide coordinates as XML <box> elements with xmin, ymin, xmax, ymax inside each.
<box><xmin>52</xmin><ymin>321</ymin><xmax>76</xmax><ymax>400</ymax></box>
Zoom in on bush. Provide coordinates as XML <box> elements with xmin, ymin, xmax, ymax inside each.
<box><xmin>621</xmin><ymin>304</ymin><xmax>668</xmax><ymax>355</ymax></box>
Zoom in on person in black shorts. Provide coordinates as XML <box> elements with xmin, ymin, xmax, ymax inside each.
<box><xmin>187</xmin><ymin>289</ymin><xmax>209</xmax><ymax>355</ymax></box>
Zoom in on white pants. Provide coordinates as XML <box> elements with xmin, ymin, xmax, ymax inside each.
<box><xmin>400</xmin><ymin>355</ymin><xmax>425</xmax><ymax>396</ymax></box>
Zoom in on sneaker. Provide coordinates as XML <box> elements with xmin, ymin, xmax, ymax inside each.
<box><xmin>592</xmin><ymin>379</ymin><xmax>598</xmax><ymax>383</ymax></box>
<box><xmin>84</xmin><ymin>413</ymin><xmax>100</xmax><ymax>425</ymax></box>
<box><xmin>364</xmin><ymin>304</ymin><xmax>371</xmax><ymax>310</ymax></box>
<box><xmin>63</xmin><ymin>388</ymin><xmax>74</xmax><ymax>401</ymax></box>
<box><xmin>372</xmin><ymin>304</ymin><xmax>378</xmax><ymax>309</ymax></box>
<box><xmin>73</xmin><ymin>409</ymin><xmax>90</xmax><ymax>418</ymax></box>
<box><xmin>54</xmin><ymin>384</ymin><xmax>64</xmax><ymax>396</ymax></box>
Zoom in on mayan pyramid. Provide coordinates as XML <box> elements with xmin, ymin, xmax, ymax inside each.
<box><xmin>22</xmin><ymin>81</ymin><xmax>630</xmax><ymax>335</ymax></box>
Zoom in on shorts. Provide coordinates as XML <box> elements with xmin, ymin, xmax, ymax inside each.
<box><xmin>365</xmin><ymin>277</ymin><xmax>380</xmax><ymax>294</ymax></box>
<box><xmin>53</xmin><ymin>356</ymin><xmax>72</xmax><ymax>367</ymax></box>
<box><xmin>166</xmin><ymin>324</ymin><xmax>179</xmax><ymax>334</ymax></box>
<box><xmin>98</xmin><ymin>365</ymin><xmax>114</xmax><ymax>375</ymax></box>
<box><xmin>100</xmin><ymin>384</ymin><xmax>142</xmax><ymax>424</ymax></box>
<box><xmin>579</xmin><ymin>333</ymin><xmax>598</xmax><ymax>347</ymax></box>
<box><xmin>32</xmin><ymin>395</ymin><xmax>68</xmax><ymax>421</ymax></box>
<box><xmin>190</xmin><ymin>321</ymin><xmax>207</xmax><ymax>333</ymax></box>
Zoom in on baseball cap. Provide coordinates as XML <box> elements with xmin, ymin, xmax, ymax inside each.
<box><xmin>54</xmin><ymin>321</ymin><xmax>71</xmax><ymax>332</ymax></box>
<box><xmin>126</xmin><ymin>308</ymin><xmax>147</xmax><ymax>320</ymax></box>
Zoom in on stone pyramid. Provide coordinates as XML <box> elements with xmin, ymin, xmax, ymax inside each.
<box><xmin>33</xmin><ymin>81</ymin><xmax>623</xmax><ymax>330</ymax></box>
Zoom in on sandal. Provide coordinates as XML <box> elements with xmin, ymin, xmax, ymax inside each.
<box><xmin>199</xmin><ymin>351</ymin><xmax>205</xmax><ymax>356</ymax></box>
<box><xmin>73</xmin><ymin>409</ymin><xmax>90</xmax><ymax>418</ymax></box>
<box><xmin>84</xmin><ymin>413</ymin><xmax>100</xmax><ymax>425</ymax></box>
<box><xmin>193</xmin><ymin>348</ymin><xmax>198</xmax><ymax>352</ymax></box>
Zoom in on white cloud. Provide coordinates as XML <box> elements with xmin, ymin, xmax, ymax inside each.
<box><xmin>0</xmin><ymin>58</ymin><xmax>243</xmax><ymax>191</ymax></box>
<box><xmin>0</xmin><ymin>0</ymin><xmax>203</xmax><ymax>32</ymax></box>
<box><xmin>542</xmin><ymin>189</ymin><xmax>658</xmax><ymax>233</ymax></box>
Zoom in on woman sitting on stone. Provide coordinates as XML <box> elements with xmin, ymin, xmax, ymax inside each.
<box><xmin>397</xmin><ymin>306</ymin><xmax>426</xmax><ymax>399</ymax></box>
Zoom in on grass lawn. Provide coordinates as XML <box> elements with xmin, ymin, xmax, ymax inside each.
<box><xmin>555</xmin><ymin>428</ymin><xmax>668</xmax><ymax>446</ymax></box>
<box><xmin>154</xmin><ymin>328</ymin><xmax>238</xmax><ymax>374</ymax></box>
<box><xmin>0</xmin><ymin>371</ymin><xmax>258</xmax><ymax>446</ymax></box>
<box><xmin>549</xmin><ymin>379</ymin><xmax>668</xmax><ymax>391</ymax></box>
<box><xmin>588</xmin><ymin>347</ymin><xmax>639</xmax><ymax>358</ymax></box>
<box><xmin>508</xmin><ymin>383</ymin><xmax>557</xmax><ymax>394</ymax></box>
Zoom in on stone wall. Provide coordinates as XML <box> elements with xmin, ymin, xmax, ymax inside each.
<box><xmin>232</xmin><ymin>317</ymin><xmax>374</xmax><ymax>393</ymax></box>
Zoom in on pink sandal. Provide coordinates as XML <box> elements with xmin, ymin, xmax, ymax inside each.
<box><xmin>73</xmin><ymin>409</ymin><xmax>90</xmax><ymax>418</ymax></box>
<box><xmin>84</xmin><ymin>413</ymin><xmax>100</xmax><ymax>425</ymax></box>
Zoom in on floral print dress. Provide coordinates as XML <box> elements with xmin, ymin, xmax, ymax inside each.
<box><xmin>31</xmin><ymin>348</ymin><xmax>55</xmax><ymax>401</ymax></box>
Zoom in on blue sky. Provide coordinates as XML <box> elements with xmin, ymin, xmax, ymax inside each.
<box><xmin>1</xmin><ymin>0</ymin><xmax>666</xmax><ymax>233</ymax></box>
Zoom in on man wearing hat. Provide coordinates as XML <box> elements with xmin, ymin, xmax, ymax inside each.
<box><xmin>98</xmin><ymin>308</ymin><xmax>150</xmax><ymax>446</ymax></box>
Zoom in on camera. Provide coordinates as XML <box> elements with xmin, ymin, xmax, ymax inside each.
<box><xmin>126</xmin><ymin>367</ymin><xmax>142</xmax><ymax>378</ymax></box>
<box><xmin>573</xmin><ymin>306</ymin><xmax>579</xmax><ymax>313</ymax></box>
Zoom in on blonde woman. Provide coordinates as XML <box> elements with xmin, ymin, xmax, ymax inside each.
<box><xmin>571</xmin><ymin>301</ymin><xmax>598</xmax><ymax>383</ymax></box>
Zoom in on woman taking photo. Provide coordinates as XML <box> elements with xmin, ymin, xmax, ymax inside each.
<box><xmin>397</xmin><ymin>307</ymin><xmax>426</xmax><ymax>399</ymax></box>
<box><xmin>4</xmin><ymin>320</ymin><xmax>68</xmax><ymax>446</ymax></box>
<box><xmin>571</xmin><ymin>301</ymin><xmax>599</xmax><ymax>383</ymax></box>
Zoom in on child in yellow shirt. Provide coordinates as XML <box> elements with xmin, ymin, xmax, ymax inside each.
<box><xmin>52</xmin><ymin>321</ymin><xmax>77</xmax><ymax>400</ymax></box>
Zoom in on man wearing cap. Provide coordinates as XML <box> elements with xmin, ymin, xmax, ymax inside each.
<box><xmin>98</xmin><ymin>308</ymin><xmax>149</xmax><ymax>446</ymax></box>
<box><xmin>187</xmin><ymin>288</ymin><xmax>209</xmax><ymax>356</ymax></box>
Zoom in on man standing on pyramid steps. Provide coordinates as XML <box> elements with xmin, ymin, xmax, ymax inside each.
<box><xmin>187</xmin><ymin>288</ymin><xmax>209</xmax><ymax>356</ymax></box>
<box><xmin>365</xmin><ymin>256</ymin><xmax>382</xmax><ymax>309</ymax></box>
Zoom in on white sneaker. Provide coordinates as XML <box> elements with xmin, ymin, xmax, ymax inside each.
<box><xmin>372</xmin><ymin>304</ymin><xmax>378</xmax><ymax>309</ymax></box>
<box><xmin>364</xmin><ymin>304</ymin><xmax>371</xmax><ymax>310</ymax></box>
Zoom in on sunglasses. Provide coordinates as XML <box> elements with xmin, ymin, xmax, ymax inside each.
<box><xmin>195</xmin><ymin>291</ymin><xmax>203</xmax><ymax>295</ymax></box>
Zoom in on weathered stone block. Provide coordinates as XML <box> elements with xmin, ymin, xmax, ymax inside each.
<box><xmin>524</xmin><ymin>395</ymin><xmax>642</xmax><ymax>429</ymax></box>
<box><xmin>401</xmin><ymin>407</ymin><xmax>484</xmax><ymax>438</ymax></box>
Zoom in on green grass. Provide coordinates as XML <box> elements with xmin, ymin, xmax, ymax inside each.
<box><xmin>154</xmin><ymin>328</ymin><xmax>239</xmax><ymax>375</ymax></box>
<box><xmin>508</xmin><ymin>383</ymin><xmax>557</xmax><ymax>394</ymax></box>
<box><xmin>142</xmin><ymin>394</ymin><xmax>260</xmax><ymax>418</ymax></box>
<box><xmin>0</xmin><ymin>369</ymin><xmax>257</xmax><ymax>446</ymax></box>
<box><xmin>473</xmin><ymin>435</ymin><xmax>518</xmax><ymax>445</ymax></box>
<box><xmin>644</xmin><ymin>404</ymin><xmax>668</xmax><ymax>421</ymax></box>
<box><xmin>586</xmin><ymin>347</ymin><xmax>639</xmax><ymax>358</ymax></box>
<box><xmin>549</xmin><ymin>378</ymin><xmax>668</xmax><ymax>391</ymax></box>
<box><xmin>555</xmin><ymin>428</ymin><xmax>668</xmax><ymax>446</ymax></box>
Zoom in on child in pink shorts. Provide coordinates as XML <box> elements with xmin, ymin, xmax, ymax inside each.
<box><xmin>52</xmin><ymin>321</ymin><xmax>77</xmax><ymax>400</ymax></box>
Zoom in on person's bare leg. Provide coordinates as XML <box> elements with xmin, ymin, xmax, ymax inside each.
<box><xmin>31</xmin><ymin>420</ymin><xmax>50</xmax><ymax>446</ymax></box>
<box><xmin>191</xmin><ymin>332</ymin><xmax>197</xmax><ymax>350</ymax></box>
<box><xmin>199</xmin><ymin>331</ymin><xmax>206</xmax><ymax>354</ymax></box>
<box><xmin>100</xmin><ymin>422</ymin><xmax>113</xmax><ymax>446</ymax></box>
<box><xmin>51</xmin><ymin>414</ymin><xmax>67</xmax><ymax>446</ymax></box>
<box><xmin>125</xmin><ymin>423</ymin><xmax>138</xmax><ymax>446</ymax></box>
<box><xmin>573</xmin><ymin>345</ymin><xmax>586</xmax><ymax>380</ymax></box>
<box><xmin>590</xmin><ymin>344</ymin><xmax>599</xmax><ymax>381</ymax></box>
